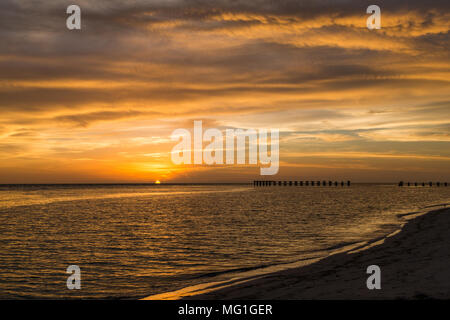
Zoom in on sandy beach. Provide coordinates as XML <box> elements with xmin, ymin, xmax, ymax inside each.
<box><xmin>183</xmin><ymin>207</ymin><xmax>450</xmax><ymax>300</ymax></box>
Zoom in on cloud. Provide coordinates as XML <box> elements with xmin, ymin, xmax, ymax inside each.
<box><xmin>53</xmin><ymin>110</ymin><xmax>154</xmax><ymax>127</ymax></box>
<box><xmin>0</xmin><ymin>0</ymin><xmax>449</xmax><ymax>182</ymax></box>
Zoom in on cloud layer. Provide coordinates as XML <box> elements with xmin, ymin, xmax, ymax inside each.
<box><xmin>0</xmin><ymin>0</ymin><xmax>449</xmax><ymax>182</ymax></box>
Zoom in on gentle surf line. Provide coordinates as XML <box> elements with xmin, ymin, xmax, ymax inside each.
<box><xmin>142</xmin><ymin>240</ymin><xmax>378</xmax><ymax>300</ymax></box>
<box><xmin>142</xmin><ymin>204</ymin><xmax>445</xmax><ymax>300</ymax></box>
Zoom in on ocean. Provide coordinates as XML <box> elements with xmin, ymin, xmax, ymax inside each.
<box><xmin>0</xmin><ymin>183</ymin><xmax>449</xmax><ymax>299</ymax></box>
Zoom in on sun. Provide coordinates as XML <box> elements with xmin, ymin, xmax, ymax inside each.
<box><xmin>155</xmin><ymin>180</ymin><xmax>161</xmax><ymax>184</ymax></box>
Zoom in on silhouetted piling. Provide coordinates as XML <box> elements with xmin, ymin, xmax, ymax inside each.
<box><xmin>254</xmin><ymin>179</ymin><xmax>351</xmax><ymax>187</ymax></box>
<box><xmin>397</xmin><ymin>180</ymin><xmax>449</xmax><ymax>187</ymax></box>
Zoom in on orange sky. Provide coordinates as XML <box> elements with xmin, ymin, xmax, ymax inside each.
<box><xmin>0</xmin><ymin>1</ymin><xmax>449</xmax><ymax>183</ymax></box>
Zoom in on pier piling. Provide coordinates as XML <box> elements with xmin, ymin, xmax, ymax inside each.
<box><xmin>253</xmin><ymin>179</ymin><xmax>352</xmax><ymax>187</ymax></box>
<box><xmin>397</xmin><ymin>181</ymin><xmax>446</xmax><ymax>187</ymax></box>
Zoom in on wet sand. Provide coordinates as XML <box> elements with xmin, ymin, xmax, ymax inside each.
<box><xmin>186</xmin><ymin>207</ymin><xmax>450</xmax><ymax>299</ymax></box>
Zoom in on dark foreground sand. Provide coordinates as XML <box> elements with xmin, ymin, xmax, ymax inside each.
<box><xmin>187</xmin><ymin>207</ymin><xmax>450</xmax><ymax>299</ymax></box>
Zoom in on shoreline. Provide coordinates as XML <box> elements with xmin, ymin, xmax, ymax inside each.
<box><xmin>145</xmin><ymin>206</ymin><xmax>450</xmax><ymax>300</ymax></box>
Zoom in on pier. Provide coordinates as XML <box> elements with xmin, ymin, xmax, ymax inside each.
<box><xmin>254</xmin><ymin>180</ymin><xmax>448</xmax><ymax>187</ymax></box>
<box><xmin>253</xmin><ymin>180</ymin><xmax>351</xmax><ymax>187</ymax></box>
<box><xmin>398</xmin><ymin>181</ymin><xmax>449</xmax><ymax>187</ymax></box>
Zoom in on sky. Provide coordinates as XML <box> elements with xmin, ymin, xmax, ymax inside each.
<box><xmin>0</xmin><ymin>0</ymin><xmax>449</xmax><ymax>183</ymax></box>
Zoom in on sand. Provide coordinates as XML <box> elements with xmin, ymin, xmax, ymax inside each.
<box><xmin>184</xmin><ymin>207</ymin><xmax>450</xmax><ymax>299</ymax></box>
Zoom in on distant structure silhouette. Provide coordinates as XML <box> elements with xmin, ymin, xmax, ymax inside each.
<box><xmin>397</xmin><ymin>181</ymin><xmax>447</xmax><ymax>187</ymax></box>
<box><xmin>254</xmin><ymin>179</ymin><xmax>352</xmax><ymax>187</ymax></box>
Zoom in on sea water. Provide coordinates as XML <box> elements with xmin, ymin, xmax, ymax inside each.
<box><xmin>0</xmin><ymin>183</ymin><xmax>449</xmax><ymax>299</ymax></box>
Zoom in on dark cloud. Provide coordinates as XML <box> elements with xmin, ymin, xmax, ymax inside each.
<box><xmin>0</xmin><ymin>142</ymin><xmax>28</xmax><ymax>154</ymax></box>
<box><xmin>53</xmin><ymin>110</ymin><xmax>155</xmax><ymax>127</ymax></box>
<box><xmin>0</xmin><ymin>0</ymin><xmax>449</xmax><ymax>182</ymax></box>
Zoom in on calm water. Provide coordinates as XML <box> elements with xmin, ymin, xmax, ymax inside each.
<box><xmin>0</xmin><ymin>183</ymin><xmax>449</xmax><ymax>299</ymax></box>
